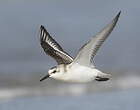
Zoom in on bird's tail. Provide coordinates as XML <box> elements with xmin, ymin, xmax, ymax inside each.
<box><xmin>95</xmin><ymin>72</ymin><xmax>111</xmax><ymax>81</ymax></box>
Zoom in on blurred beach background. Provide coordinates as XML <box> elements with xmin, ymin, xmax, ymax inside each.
<box><xmin>0</xmin><ymin>0</ymin><xmax>140</xmax><ymax>110</ymax></box>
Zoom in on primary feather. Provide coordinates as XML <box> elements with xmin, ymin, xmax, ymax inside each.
<box><xmin>73</xmin><ymin>11</ymin><xmax>121</xmax><ymax>66</ymax></box>
<box><xmin>40</xmin><ymin>25</ymin><xmax>73</xmax><ymax>64</ymax></box>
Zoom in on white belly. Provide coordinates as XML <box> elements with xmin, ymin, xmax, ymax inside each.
<box><xmin>51</xmin><ymin>64</ymin><xmax>99</xmax><ymax>83</ymax></box>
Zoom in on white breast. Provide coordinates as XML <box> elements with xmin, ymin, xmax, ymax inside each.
<box><xmin>52</xmin><ymin>63</ymin><xmax>99</xmax><ymax>83</ymax></box>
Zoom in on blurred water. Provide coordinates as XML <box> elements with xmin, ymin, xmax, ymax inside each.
<box><xmin>0</xmin><ymin>89</ymin><xmax>140</xmax><ymax>110</ymax></box>
<box><xmin>0</xmin><ymin>1</ymin><xmax>139</xmax><ymax>109</ymax></box>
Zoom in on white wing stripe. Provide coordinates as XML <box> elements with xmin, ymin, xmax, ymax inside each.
<box><xmin>40</xmin><ymin>25</ymin><xmax>74</xmax><ymax>64</ymax></box>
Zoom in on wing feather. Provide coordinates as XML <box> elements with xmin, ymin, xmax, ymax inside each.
<box><xmin>40</xmin><ymin>25</ymin><xmax>73</xmax><ymax>64</ymax></box>
<box><xmin>73</xmin><ymin>11</ymin><xmax>121</xmax><ymax>66</ymax></box>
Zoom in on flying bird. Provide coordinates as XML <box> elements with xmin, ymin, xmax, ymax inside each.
<box><xmin>39</xmin><ymin>11</ymin><xmax>121</xmax><ymax>83</ymax></box>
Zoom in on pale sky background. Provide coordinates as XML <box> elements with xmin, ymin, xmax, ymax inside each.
<box><xmin>0</xmin><ymin>0</ymin><xmax>139</xmax><ymax>75</ymax></box>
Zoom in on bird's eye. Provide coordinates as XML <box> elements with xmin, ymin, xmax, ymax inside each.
<box><xmin>52</xmin><ymin>70</ymin><xmax>57</xmax><ymax>73</ymax></box>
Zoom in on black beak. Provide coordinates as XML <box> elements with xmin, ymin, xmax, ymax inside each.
<box><xmin>40</xmin><ymin>74</ymin><xmax>50</xmax><ymax>82</ymax></box>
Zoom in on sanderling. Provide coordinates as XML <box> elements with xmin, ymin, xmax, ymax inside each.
<box><xmin>39</xmin><ymin>11</ymin><xmax>121</xmax><ymax>83</ymax></box>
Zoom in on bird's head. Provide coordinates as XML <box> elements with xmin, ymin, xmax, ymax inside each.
<box><xmin>40</xmin><ymin>66</ymin><xmax>61</xmax><ymax>82</ymax></box>
<box><xmin>48</xmin><ymin>66</ymin><xmax>58</xmax><ymax>75</ymax></box>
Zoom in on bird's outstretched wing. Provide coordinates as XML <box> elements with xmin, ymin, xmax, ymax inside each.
<box><xmin>40</xmin><ymin>25</ymin><xmax>73</xmax><ymax>64</ymax></box>
<box><xmin>72</xmin><ymin>11</ymin><xmax>121</xmax><ymax>67</ymax></box>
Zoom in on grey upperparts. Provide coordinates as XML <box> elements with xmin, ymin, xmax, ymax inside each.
<box><xmin>72</xmin><ymin>11</ymin><xmax>121</xmax><ymax>67</ymax></box>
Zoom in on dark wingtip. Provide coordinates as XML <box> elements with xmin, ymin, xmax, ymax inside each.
<box><xmin>40</xmin><ymin>25</ymin><xmax>49</xmax><ymax>33</ymax></box>
<box><xmin>40</xmin><ymin>25</ymin><xmax>45</xmax><ymax>30</ymax></box>
<box><xmin>114</xmin><ymin>11</ymin><xmax>121</xmax><ymax>22</ymax></box>
<box><xmin>116</xmin><ymin>11</ymin><xmax>121</xmax><ymax>18</ymax></box>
